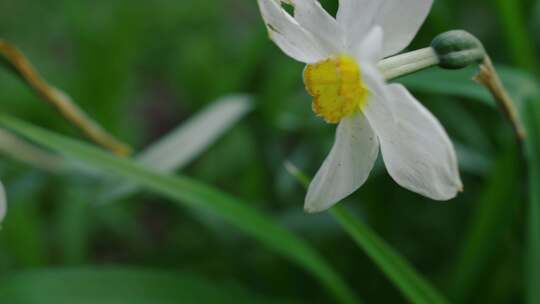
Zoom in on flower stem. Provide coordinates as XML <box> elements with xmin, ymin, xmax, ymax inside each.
<box><xmin>0</xmin><ymin>39</ymin><xmax>132</xmax><ymax>156</ymax></box>
<box><xmin>379</xmin><ymin>31</ymin><xmax>527</xmax><ymax>146</ymax></box>
<box><xmin>378</xmin><ymin>47</ymin><xmax>440</xmax><ymax>80</ymax></box>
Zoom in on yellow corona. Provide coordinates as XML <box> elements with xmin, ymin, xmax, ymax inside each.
<box><xmin>303</xmin><ymin>55</ymin><xmax>369</xmax><ymax>124</ymax></box>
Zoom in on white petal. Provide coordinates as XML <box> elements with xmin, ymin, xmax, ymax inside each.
<box><xmin>363</xmin><ymin>83</ymin><xmax>462</xmax><ymax>200</ymax></box>
<box><xmin>103</xmin><ymin>95</ymin><xmax>253</xmax><ymax>201</ymax></box>
<box><xmin>338</xmin><ymin>0</ymin><xmax>433</xmax><ymax>57</ymax></box>
<box><xmin>0</xmin><ymin>181</ymin><xmax>6</xmax><ymax>224</ymax></box>
<box><xmin>293</xmin><ymin>0</ymin><xmax>345</xmax><ymax>53</ymax></box>
<box><xmin>354</xmin><ymin>26</ymin><xmax>384</xmax><ymax>64</ymax></box>
<box><xmin>377</xmin><ymin>0</ymin><xmax>433</xmax><ymax>56</ymax></box>
<box><xmin>257</xmin><ymin>0</ymin><xmax>330</xmax><ymax>63</ymax></box>
<box><xmin>337</xmin><ymin>0</ymin><xmax>380</xmax><ymax>49</ymax></box>
<box><xmin>305</xmin><ymin>113</ymin><xmax>379</xmax><ymax>213</ymax></box>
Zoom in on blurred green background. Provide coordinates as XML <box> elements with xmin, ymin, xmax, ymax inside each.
<box><xmin>0</xmin><ymin>0</ymin><xmax>539</xmax><ymax>303</ymax></box>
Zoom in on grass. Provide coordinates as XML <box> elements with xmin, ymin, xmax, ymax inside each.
<box><xmin>0</xmin><ymin>0</ymin><xmax>539</xmax><ymax>303</ymax></box>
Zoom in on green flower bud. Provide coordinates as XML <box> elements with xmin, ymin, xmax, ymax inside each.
<box><xmin>431</xmin><ymin>30</ymin><xmax>486</xmax><ymax>69</ymax></box>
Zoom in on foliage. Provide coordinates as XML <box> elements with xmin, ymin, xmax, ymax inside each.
<box><xmin>0</xmin><ymin>0</ymin><xmax>539</xmax><ymax>303</ymax></box>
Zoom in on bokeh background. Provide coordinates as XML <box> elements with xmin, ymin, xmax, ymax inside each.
<box><xmin>0</xmin><ymin>0</ymin><xmax>539</xmax><ymax>303</ymax></box>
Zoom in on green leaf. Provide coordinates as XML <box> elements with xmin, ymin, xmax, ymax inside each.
<box><xmin>524</xmin><ymin>100</ymin><xmax>540</xmax><ymax>304</ymax></box>
<box><xmin>0</xmin><ymin>128</ymin><xmax>65</xmax><ymax>173</ymax></box>
<box><xmin>135</xmin><ymin>95</ymin><xmax>252</xmax><ymax>171</ymax></box>
<box><xmin>399</xmin><ymin>65</ymin><xmax>539</xmax><ymax>108</ymax></box>
<box><xmin>330</xmin><ymin>206</ymin><xmax>449</xmax><ymax>304</ymax></box>
<box><xmin>400</xmin><ymin>58</ymin><xmax>540</xmax><ymax>304</ymax></box>
<box><xmin>0</xmin><ymin>268</ymin><xmax>294</xmax><ymax>304</ymax></box>
<box><xmin>493</xmin><ymin>0</ymin><xmax>539</xmax><ymax>74</ymax></box>
<box><xmin>401</xmin><ymin>60</ymin><xmax>540</xmax><ymax>304</ymax></box>
<box><xmin>0</xmin><ymin>115</ymin><xmax>359</xmax><ymax>304</ymax></box>
<box><xmin>284</xmin><ymin>163</ymin><xmax>449</xmax><ymax>304</ymax></box>
<box><xmin>484</xmin><ymin>5</ymin><xmax>540</xmax><ymax>299</ymax></box>
<box><xmin>447</xmin><ymin>146</ymin><xmax>521</xmax><ymax>302</ymax></box>
<box><xmin>103</xmin><ymin>94</ymin><xmax>253</xmax><ymax>201</ymax></box>
<box><xmin>402</xmin><ymin>59</ymin><xmax>540</xmax><ymax>303</ymax></box>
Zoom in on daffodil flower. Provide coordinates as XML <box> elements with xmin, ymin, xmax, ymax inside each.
<box><xmin>257</xmin><ymin>0</ymin><xmax>463</xmax><ymax>212</ymax></box>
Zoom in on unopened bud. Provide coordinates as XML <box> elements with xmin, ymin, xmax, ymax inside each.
<box><xmin>431</xmin><ymin>30</ymin><xmax>486</xmax><ymax>69</ymax></box>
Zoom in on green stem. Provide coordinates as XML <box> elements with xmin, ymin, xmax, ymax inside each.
<box><xmin>330</xmin><ymin>206</ymin><xmax>449</xmax><ymax>304</ymax></box>
<box><xmin>284</xmin><ymin>163</ymin><xmax>449</xmax><ymax>304</ymax></box>
<box><xmin>378</xmin><ymin>47</ymin><xmax>439</xmax><ymax>80</ymax></box>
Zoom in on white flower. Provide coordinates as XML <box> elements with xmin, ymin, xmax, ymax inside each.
<box><xmin>0</xmin><ymin>181</ymin><xmax>6</xmax><ymax>223</ymax></box>
<box><xmin>257</xmin><ymin>0</ymin><xmax>463</xmax><ymax>212</ymax></box>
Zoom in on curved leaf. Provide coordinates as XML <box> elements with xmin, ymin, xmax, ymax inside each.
<box><xmin>285</xmin><ymin>163</ymin><xmax>449</xmax><ymax>304</ymax></box>
<box><xmin>103</xmin><ymin>94</ymin><xmax>253</xmax><ymax>201</ymax></box>
<box><xmin>0</xmin><ymin>115</ymin><xmax>359</xmax><ymax>304</ymax></box>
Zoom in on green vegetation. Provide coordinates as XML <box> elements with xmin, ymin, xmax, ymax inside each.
<box><xmin>0</xmin><ymin>0</ymin><xmax>539</xmax><ymax>303</ymax></box>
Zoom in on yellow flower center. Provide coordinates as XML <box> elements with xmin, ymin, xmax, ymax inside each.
<box><xmin>303</xmin><ymin>55</ymin><xmax>369</xmax><ymax>124</ymax></box>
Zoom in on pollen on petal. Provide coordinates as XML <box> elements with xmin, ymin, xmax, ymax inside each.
<box><xmin>303</xmin><ymin>55</ymin><xmax>368</xmax><ymax>124</ymax></box>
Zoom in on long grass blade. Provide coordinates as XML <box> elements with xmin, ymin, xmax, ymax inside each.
<box><xmin>448</xmin><ymin>146</ymin><xmax>520</xmax><ymax>302</ymax></box>
<box><xmin>0</xmin><ymin>115</ymin><xmax>359</xmax><ymax>304</ymax></box>
<box><xmin>493</xmin><ymin>0</ymin><xmax>538</xmax><ymax>74</ymax></box>
<box><xmin>285</xmin><ymin>163</ymin><xmax>449</xmax><ymax>304</ymax></box>
<box><xmin>524</xmin><ymin>100</ymin><xmax>540</xmax><ymax>304</ymax></box>
<box><xmin>494</xmin><ymin>1</ymin><xmax>540</xmax><ymax>301</ymax></box>
<box><xmin>103</xmin><ymin>95</ymin><xmax>253</xmax><ymax>201</ymax></box>
<box><xmin>330</xmin><ymin>206</ymin><xmax>449</xmax><ymax>304</ymax></box>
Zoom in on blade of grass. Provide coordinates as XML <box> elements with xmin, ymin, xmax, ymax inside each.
<box><xmin>524</xmin><ymin>100</ymin><xmax>540</xmax><ymax>304</ymax></box>
<box><xmin>507</xmin><ymin>1</ymin><xmax>540</xmax><ymax>293</ymax></box>
<box><xmin>103</xmin><ymin>94</ymin><xmax>253</xmax><ymax>202</ymax></box>
<box><xmin>0</xmin><ymin>128</ymin><xmax>65</xmax><ymax>173</ymax></box>
<box><xmin>284</xmin><ymin>162</ymin><xmax>449</xmax><ymax>304</ymax></box>
<box><xmin>403</xmin><ymin>60</ymin><xmax>540</xmax><ymax>302</ymax></box>
<box><xmin>493</xmin><ymin>0</ymin><xmax>538</xmax><ymax>74</ymax></box>
<box><xmin>0</xmin><ymin>115</ymin><xmax>359</xmax><ymax>304</ymax></box>
<box><xmin>447</xmin><ymin>145</ymin><xmax>520</xmax><ymax>302</ymax></box>
<box><xmin>135</xmin><ymin>95</ymin><xmax>252</xmax><ymax>172</ymax></box>
<box><xmin>330</xmin><ymin>206</ymin><xmax>449</xmax><ymax>304</ymax></box>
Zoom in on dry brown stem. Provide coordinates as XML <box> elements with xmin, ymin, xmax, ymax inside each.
<box><xmin>0</xmin><ymin>39</ymin><xmax>131</xmax><ymax>156</ymax></box>
<box><xmin>473</xmin><ymin>56</ymin><xmax>527</xmax><ymax>142</ymax></box>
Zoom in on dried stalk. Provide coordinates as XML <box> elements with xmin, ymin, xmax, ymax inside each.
<box><xmin>0</xmin><ymin>39</ymin><xmax>132</xmax><ymax>156</ymax></box>
<box><xmin>474</xmin><ymin>56</ymin><xmax>527</xmax><ymax>142</ymax></box>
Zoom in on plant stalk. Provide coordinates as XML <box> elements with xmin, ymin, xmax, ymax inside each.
<box><xmin>0</xmin><ymin>39</ymin><xmax>132</xmax><ymax>156</ymax></box>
